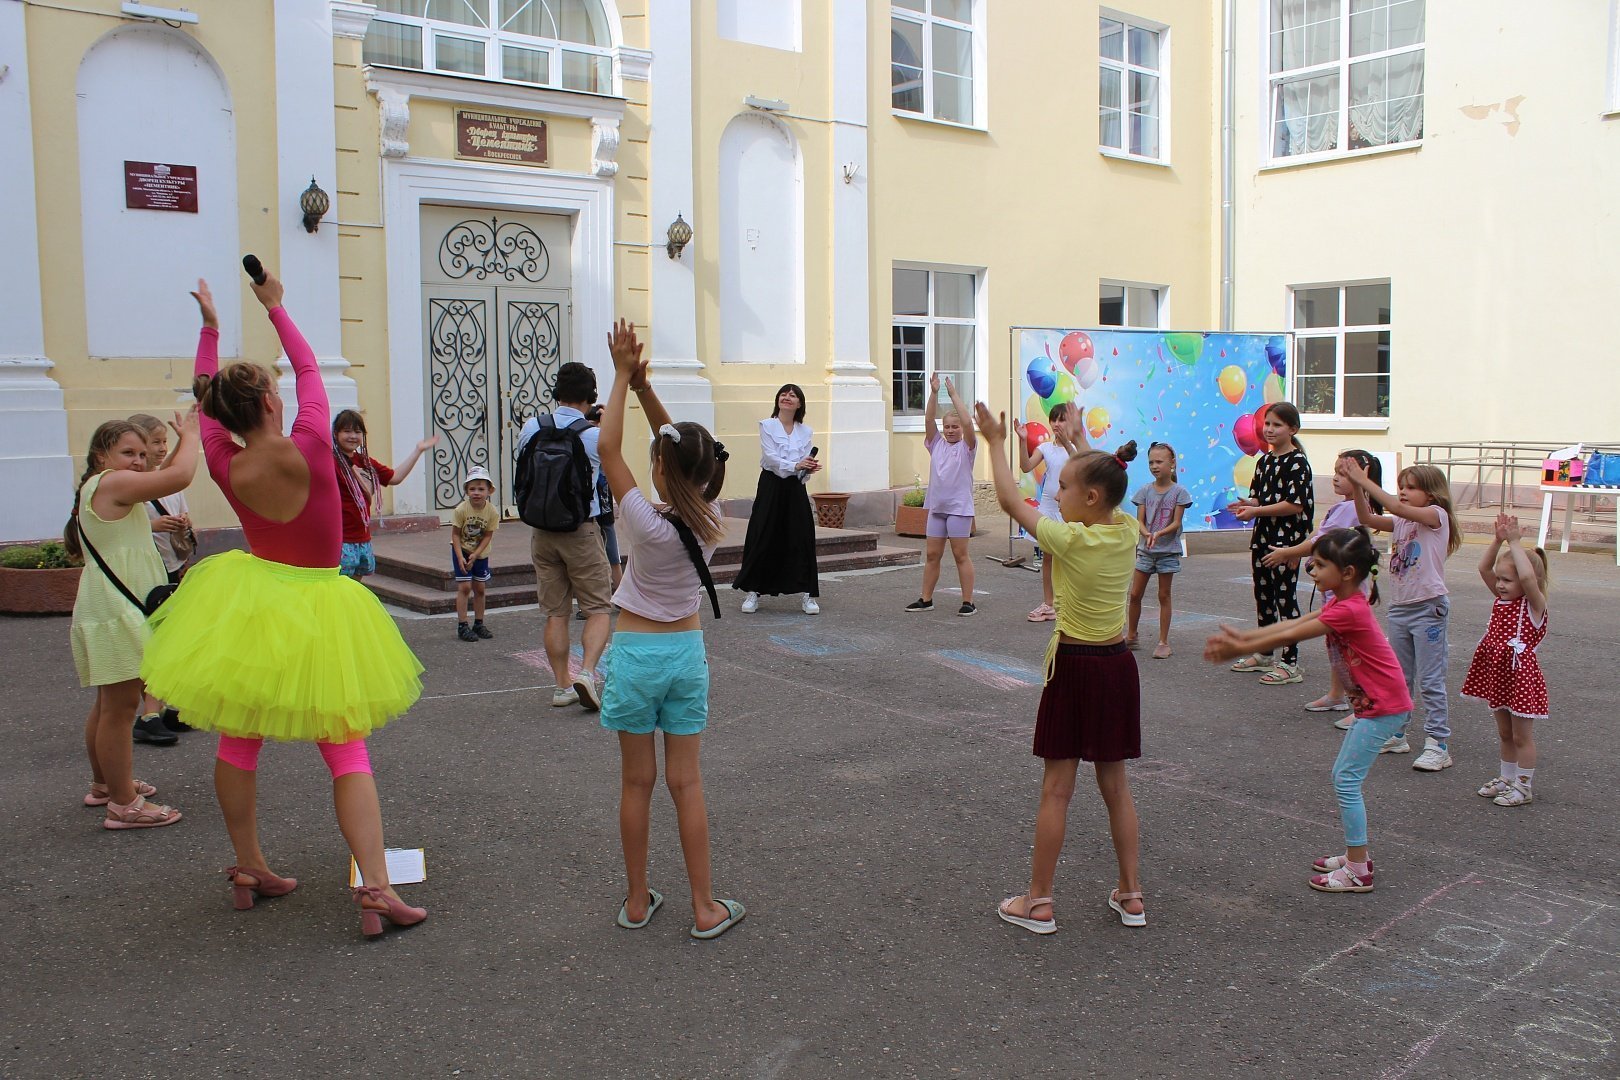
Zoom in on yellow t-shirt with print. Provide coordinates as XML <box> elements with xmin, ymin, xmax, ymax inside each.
<box><xmin>453</xmin><ymin>500</ymin><xmax>500</xmax><ymax>556</ymax></box>
<box><xmin>1034</xmin><ymin>511</ymin><xmax>1139</xmax><ymax>677</ymax></box>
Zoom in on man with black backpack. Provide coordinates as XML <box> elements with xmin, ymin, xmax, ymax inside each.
<box><xmin>514</xmin><ymin>361</ymin><xmax>613</xmax><ymax>711</ymax></box>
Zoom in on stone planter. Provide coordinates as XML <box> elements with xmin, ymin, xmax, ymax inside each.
<box><xmin>895</xmin><ymin>504</ymin><xmax>929</xmax><ymax>537</ymax></box>
<box><xmin>810</xmin><ymin>492</ymin><xmax>852</xmax><ymax>529</ymax></box>
<box><xmin>0</xmin><ymin>565</ymin><xmax>82</xmax><ymax>614</ymax></box>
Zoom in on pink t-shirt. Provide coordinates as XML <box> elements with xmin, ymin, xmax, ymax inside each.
<box><xmin>924</xmin><ymin>431</ymin><xmax>976</xmax><ymax>516</ymax></box>
<box><xmin>1319</xmin><ymin>592</ymin><xmax>1414</xmax><ymax>719</ymax></box>
<box><xmin>612</xmin><ymin>488</ymin><xmax>722</xmax><ymax>621</ymax></box>
<box><xmin>1389</xmin><ymin>505</ymin><xmax>1450</xmax><ymax>605</ymax></box>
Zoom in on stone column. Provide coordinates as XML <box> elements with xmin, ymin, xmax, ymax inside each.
<box><xmin>823</xmin><ymin>0</ymin><xmax>887</xmax><ymax>492</ymax></box>
<box><xmin>0</xmin><ymin>0</ymin><xmax>76</xmax><ymax>542</ymax></box>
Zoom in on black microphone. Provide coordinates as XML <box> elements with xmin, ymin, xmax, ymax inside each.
<box><xmin>242</xmin><ymin>254</ymin><xmax>266</xmax><ymax>286</ymax></box>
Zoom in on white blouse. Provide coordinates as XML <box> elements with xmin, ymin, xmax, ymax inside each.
<box><xmin>759</xmin><ymin>417</ymin><xmax>813</xmax><ymax>479</ymax></box>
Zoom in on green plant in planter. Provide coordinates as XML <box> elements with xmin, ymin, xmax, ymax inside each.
<box><xmin>901</xmin><ymin>487</ymin><xmax>927</xmax><ymax>508</ymax></box>
<box><xmin>0</xmin><ymin>541</ymin><xmax>80</xmax><ymax>570</ymax></box>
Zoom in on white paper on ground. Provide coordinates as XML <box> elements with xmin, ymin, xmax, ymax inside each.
<box><xmin>349</xmin><ymin>847</ymin><xmax>426</xmax><ymax>888</ymax></box>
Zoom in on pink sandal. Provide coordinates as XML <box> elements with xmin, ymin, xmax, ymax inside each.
<box><xmin>997</xmin><ymin>894</ymin><xmax>1056</xmax><ymax>934</ymax></box>
<box><xmin>1027</xmin><ymin>604</ymin><xmax>1057</xmax><ymax>623</ymax></box>
<box><xmin>84</xmin><ymin>779</ymin><xmax>156</xmax><ymax>807</ymax></box>
<box><xmin>226</xmin><ymin>866</ymin><xmax>300</xmax><ymax>910</ymax></box>
<box><xmin>102</xmin><ymin>795</ymin><xmax>182</xmax><ymax>830</ymax></box>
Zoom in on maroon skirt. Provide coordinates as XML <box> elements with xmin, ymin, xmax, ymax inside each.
<box><xmin>1033</xmin><ymin>642</ymin><xmax>1141</xmax><ymax>762</ymax></box>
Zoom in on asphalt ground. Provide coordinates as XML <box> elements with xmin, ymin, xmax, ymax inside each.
<box><xmin>4</xmin><ymin>518</ymin><xmax>1618</xmax><ymax>1079</ymax></box>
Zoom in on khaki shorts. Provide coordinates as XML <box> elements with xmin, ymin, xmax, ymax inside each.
<box><xmin>530</xmin><ymin>525</ymin><xmax>613</xmax><ymax>617</ymax></box>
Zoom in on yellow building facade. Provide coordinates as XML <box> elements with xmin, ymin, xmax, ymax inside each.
<box><xmin>4</xmin><ymin>1</ymin><xmax>1605</xmax><ymax>543</ymax></box>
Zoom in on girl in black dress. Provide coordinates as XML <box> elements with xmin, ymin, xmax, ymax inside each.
<box><xmin>1228</xmin><ymin>402</ymin><xmax>1314</xmax><ymax>683</ymax></box>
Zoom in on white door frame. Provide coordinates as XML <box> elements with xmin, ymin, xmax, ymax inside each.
<box><xmin>382</xmin><ymin>157</ymin><xmax>613</xmax><ymax>515</ymax></box>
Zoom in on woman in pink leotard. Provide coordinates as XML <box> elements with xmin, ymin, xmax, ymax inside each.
<box><xmin>142</xmin><ymin>271</ymin><xmax>426</xmax><ymax>939</ymax></box>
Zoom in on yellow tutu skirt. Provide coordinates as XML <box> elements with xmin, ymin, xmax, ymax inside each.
<box><xmin>141</xmin><ymin>551</ymin><xmax>424</xmax><ymax>742</ymax></box>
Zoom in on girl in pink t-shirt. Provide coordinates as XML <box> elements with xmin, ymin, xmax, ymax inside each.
<box><xmin>1207</xmin><ymin>527</ymin><xmax>1412</xmax><ymax>894</ymax></box>
<box><xmin>906</xmin><ymin>374</ymin><xmax>978</xmax><ymax>615</ymax></box>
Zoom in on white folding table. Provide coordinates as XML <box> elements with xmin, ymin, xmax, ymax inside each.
<box><xmin>1536</xmin><ymin>484</ymin><xmax>1620</xmax><ymax>565</ymax></box>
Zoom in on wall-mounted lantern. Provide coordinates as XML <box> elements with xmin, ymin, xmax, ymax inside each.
<box><xmin>300</xmin><ymin>176</ymin><xmax>330</xmax><ymax>233</ymax></box>
<box><xmin>665</xmin><ymin>214</ymin><xmax>692</xmax><ymax>260</ymax></box>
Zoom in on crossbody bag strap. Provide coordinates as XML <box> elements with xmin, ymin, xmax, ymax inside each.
<box><xmin>149</xmin><ymin>498</ymin><xmax>171</xmax><ymax>517</ymax></box>
<box><xmin>77</xmin><ymin>521</ymin><xmax>146</xmax><ymax>615</ymax></box>
<box><xmin>661</xmin><ymin>513</ymin><xmax>721</xmax><ymax>619</ymax></box>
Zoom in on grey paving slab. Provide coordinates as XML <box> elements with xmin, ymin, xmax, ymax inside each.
<box><xmin>4</xmin><ymin>519</ymin><xmax>1617</xmax><ymax>1079</ymax></box>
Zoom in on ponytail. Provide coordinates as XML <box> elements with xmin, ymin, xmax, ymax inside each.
<box><xmin>652</xmin><ymin>422</ymin><xmax>727</xmax><ymax>546</ymax></box>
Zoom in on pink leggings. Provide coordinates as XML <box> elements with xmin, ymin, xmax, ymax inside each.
<box><xmin>216</xmin><ymin>735</ymin><xmax>373</xmax><ymax>778</ymax></box>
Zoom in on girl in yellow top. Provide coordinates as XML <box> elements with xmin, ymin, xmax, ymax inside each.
<box><xmin>974</xmin><ymin>402</ymin><xmax>1146</xmax><ymax>934</ymax></box>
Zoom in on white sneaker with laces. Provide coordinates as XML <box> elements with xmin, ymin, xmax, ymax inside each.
<box><xmin>551</xmin><ymin>687</ymin><xmax>579</xmax><ymax>708</ymax></box>
<box><xmin>1379</xmin><ymin>735</ymin><xmax>1411</xmax><ymax>755</ymax></box>
<box><xmin>801</xmin><ymin>594</ymin><xmax>820</xmax><ymax>615</ymax></box>
<box><xmin>1412</xmin><ymin>737</ymin><xmax>1453</xmax><ymax>772</ymax></box>
<box><xmin>740</xmin><ymin>592</ymin><xmax>760</xmax><ymax>614</ymax></box>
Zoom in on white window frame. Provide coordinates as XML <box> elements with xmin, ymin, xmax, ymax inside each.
<box><xmin>1264</xmin><ymin>0</ymin><xmax>1425</xmax><ymax>166</ymax></box>
<box><xmin>364</xmin><ymin>1</ymin><xmax>619</xmax><ymax>96</ymax></box>
<box><xmin>1099</xmin><ymin>10</ymin><xmax>1171</xmax><ymax>164</ymax></box>
<box><xmin>891</xmin><ymin>262</ymin><xmax>988</xmax><ymax>434</ymax></box>
<box><xmin>1288</xmin><ymin>279</ymin><xmax>1392</xmax><ymax>429</ymax></box>
<box><xmin>1607</xmin><ymin>0</ymin><xmax>1620</xmax><ymax>115</ymax></box>
<box><xmin>1098</xmin><ymin>279</ymin><xmax>1167</xmax><ymax>328</ymax></box>
<box><xmin>889</xmin><ymin>0</ymin><xmax>988</xmax><ymax>131</ymax></box>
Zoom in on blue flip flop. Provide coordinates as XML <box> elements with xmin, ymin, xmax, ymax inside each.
<box><xmin>616</xmin><ymin>888</ymin><xmax>664</xmax><ymax>929</ymax></box>
<box><xmin>690</xmin><ymin>898</ymin><xmax>746</xmax><ymax>940</ymax></box>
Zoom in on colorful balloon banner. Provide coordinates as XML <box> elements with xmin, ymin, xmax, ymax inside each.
<box><xmin>1014</xmin><ymin>328</ymin><xmax>1291</xmax><ymax>534</ymax></box>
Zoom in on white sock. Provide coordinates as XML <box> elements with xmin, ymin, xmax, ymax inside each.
<box><xmin>1518</xmin><ymin>767</ymin><xmax>1534</xmax><ymax>788</ymax></box>
<box><xmin>1501</xmin><ymin>760</ymin><xmax>1519</xmax><ymax>781</ymax></box>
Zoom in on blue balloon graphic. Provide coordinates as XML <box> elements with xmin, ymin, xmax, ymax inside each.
<box><xmin>1266</xmin><ymin>336</ymin><xmax>1287</xmax><ymax>376</ymax></box>
<box><xmin>1026</xmin><ymin>357</ymin><xmax>1057</xmax><ymax>398</ymax></box>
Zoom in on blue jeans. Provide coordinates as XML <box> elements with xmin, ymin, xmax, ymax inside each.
<box><xmin>1388</xmin><ymin>597</ymin><xmax>1450</xmax><ymax>742</ymax></box>
<box><xmin>1332</xmin><ymin>711</ymin><xmax>1411</xmax><ymax>848</ymax></box>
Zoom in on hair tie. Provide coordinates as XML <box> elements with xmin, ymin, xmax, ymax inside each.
<box><xmin>1113</xmin><ymin>453</ymin><xmax>1128</xmax><ymax>469</ymax></box>
<box><xmin>713</xmin><ymin>441</ymin><xmax>729</xmax><ymax>463</ymax></box>
<box><xmin>659</xmin><ymin>423</ymin><xmax>681</xmax><ymax>443</ymax></box>
<box><xmin>1370</xmin><ymin>566</ymin><xmax>1379</xmax><ymax>577</ymax></box>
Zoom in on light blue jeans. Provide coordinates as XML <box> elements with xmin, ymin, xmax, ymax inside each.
<box><xmin>1388</xmin><ymin>597</ymin><xmax>1450</xmax><ymax>743</ymax></box>
<box><xmin>1332</xmin><ymin>711</ymin><xmax>1412</xmax><ymax>848</ymax></box>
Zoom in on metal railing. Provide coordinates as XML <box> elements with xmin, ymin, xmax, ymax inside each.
<box><xmin>1406</xmin><ymin>440</ymin><xmax>1620</xmax><ymax>511</ymax></box>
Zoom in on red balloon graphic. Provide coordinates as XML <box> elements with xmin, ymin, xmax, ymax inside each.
<box><xmin>1022</xmin><ymin>421</ymin><xmax>1049</xmax><ymax>456</ymax></box>
<box><xmin>1253</xmin><ymin>403</ymin><xmax>1273</xmax><ymax>445</ymax></box>
<box><xmin>1058</xmin><ymin>332</ymin><xmax>1095</xmax><ymax>374</ymax></box>
<box><xmin>1232</xmin><ymin>414</ymin><xmax>1263</xmax><ymax>455</ymax></box>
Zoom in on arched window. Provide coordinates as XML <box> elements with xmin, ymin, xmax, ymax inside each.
<box><xmin>364</xmin><ymin>0</ymin><xmax>616</xmax><ymax>94</ymax></box>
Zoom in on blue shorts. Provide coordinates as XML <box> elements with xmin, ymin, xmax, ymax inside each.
<box><xmin>339</xmin><ymin>541</ymin><xmax>375</xmax><ymax>578</ymax></box>
<box><xmin>1135</xmin><ymin>550</ymin><xmax>1182</xmax><ymax>575</ymax></box>
<box><xmin>600</xmin><ymin>630</ymin><xmax>709</xmax><ymax>736</ymax></box>
<box><xmin>453</xmin><ymin>548</ymin><xmax>491</xmax><ymax>582</ymax></box>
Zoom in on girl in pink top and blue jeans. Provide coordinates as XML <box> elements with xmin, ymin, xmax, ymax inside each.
<box><xmin>1207</xmin><ymin>527</ymin><xmax>1412</xmax><ymax>893</ymax></box>
<box><xmin>906</xmin><ymin>374</ymin><xmax>978</xmax><ymax>616</ymax></box>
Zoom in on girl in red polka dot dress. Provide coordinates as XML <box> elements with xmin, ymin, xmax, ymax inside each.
<box><xmin>1460</xmin><ymin>514</ymin><xmax>1549</xmax><ymax>807</ymax></box>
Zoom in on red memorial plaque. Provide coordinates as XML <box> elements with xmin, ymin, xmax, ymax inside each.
<box><xmin>124</xmin><ymin>161</ymin><xmax>198</xmax><ymax>213</ymax></box>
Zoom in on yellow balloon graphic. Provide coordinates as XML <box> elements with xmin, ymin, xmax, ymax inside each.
<box><xmin>1023</xmin><ymin>393</ymin><xmax>1046</xmax><ymax>423</ymax></box>
<box><xmin>1085</xmin><ymin>406</ymin><xmax>1110</xmax><ymax>439</ymax></box>
<box><xmin>1218</xmin><ymin>365</ymin><xmax>1247</xmax><ymax>404</ymax></box>
<box><xmin>1263</xmin><ymin>373</ymin><xmax>1285</xmax><ymax>404</ymax></box>
<box><xmin>1233</xmin><ymin>454</ymin><xmax>1258</xmax><ymax>491</ymax></box>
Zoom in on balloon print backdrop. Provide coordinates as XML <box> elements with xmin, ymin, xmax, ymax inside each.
<box><xmin>1014</xmin><ymin>328</ymin><xmax>1291</xmax><ymax>533</ymax></box>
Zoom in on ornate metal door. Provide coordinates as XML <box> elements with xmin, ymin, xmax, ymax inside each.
<box><xmin>420</xmin><ymin>208</ymin><xmax>573</xmax><ymax>512</ymax></box>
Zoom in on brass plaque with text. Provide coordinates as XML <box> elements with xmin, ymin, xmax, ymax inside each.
<box><xmin>455</xmin><ymin>111</ymin><xmax>548</xmax><ymax>167</ymax></box>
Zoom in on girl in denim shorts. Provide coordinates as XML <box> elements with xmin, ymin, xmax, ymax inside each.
<box><xmin>594</xmin><ymin>319</ymin><xmax>746</xmax><ymax>941</ymax></box>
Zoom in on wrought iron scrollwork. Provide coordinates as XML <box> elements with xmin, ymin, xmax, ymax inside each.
<box><xmin>438</xmin><ymin>216</ymin><xmax>551</xmax><ymax>283</ymax></box>
<box><xmin>506</xmin><ymin>300</ymin><xmax>561</xmax><ymax>427</ymax></box>
<box><xmin>427</xmin><ymin>297</ymin><xmax>491</xmax><ymax>509</ymax></box>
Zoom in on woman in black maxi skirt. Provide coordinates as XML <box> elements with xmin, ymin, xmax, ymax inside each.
<box><xmin>733</xmin><ymin>384</ymin><xmax>822</xmax><ymax>613</ymax></box>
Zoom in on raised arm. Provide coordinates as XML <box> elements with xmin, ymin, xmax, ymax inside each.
<box><xmin>944</xmin><ymin>378</ymin><xmax>975</xmax><ymax>450</ymax></box>
<box><xmin>189</xmin><ymin>279</ymin><xmax>237</xmax><ymax>474</ymax></box>
<box><xmin>924</xmin><ymin>373</ymin><xmax>940</xmax><ymax>441</ymax></box>
<box><xmin>1500</xmin><ymin>515</ymin><xmax>1547</xmax><ymax>618</ymax></box>
<box><xmin>1012</xmin><ymin>420</ymin><xmax>1038</xmax><ymax>473</ymax></box>
<box><xmin>975</xmin><ymin>402</ymin><xmax>1043</xmax><ymax>537</ymax></box>
<box><xmin>598</xmin><ymin>319</ymin><xmax>644</xmax><ymax>502</ymax></box>
<box><xmin>1343</xmin><ymin>457</ymin><xmax>1437</xmax><ymax>529</ymax></box>
<box><xmin>263</xmin><ymin>282</ymin><xmax>328</xmax><ymax>451</ymax></box>
<box><xmin>97</xmin><ymin>408</ymin><xmax>202</xmax><ymax>508</ymax></box>
<box><xmin>1478</xmin><ymin>516</ymin><xmax>1508</xmax><ymax>592</ymax></box>
<box><xmin>387</xmin><ymin>435</ymin><xmax>440</xmax><ymax>486</ymax></box>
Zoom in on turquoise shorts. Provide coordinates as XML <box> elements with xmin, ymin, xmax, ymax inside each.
<box><xmin>600</xmin><ymin>630</ymin><xmax>709</xmax><ymax>736</ymax></box>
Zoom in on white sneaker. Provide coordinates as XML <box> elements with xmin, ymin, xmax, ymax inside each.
<box><xmin>1379</xmin><ymin>735</ymin><xmax>1411</xmax><ymax>755</ymax></box>
<box><xmin>740</xmin><ymin>592</ymin><xmax>760</xmax><ymax>614</ymax></box>
<box><xmin>572</xmin><ymin>670</ymin><xmax>602</xmax><ymax>712</ymax></box>
<box><xmin>800</xmin><ymin>594</ymin><xmax>820</xmax><ymax>615</ymax></box>
<box><xmin>551</xmin><ymin>687</ymin><xmax>579</xmax><ymax>708</ymax></box>
<box><xmin>1333</xmin><ymin>715</ymin><xmax>1354</xmax><ymax>730</ymax></box>
<box><xmin>1412</xmin><ymin>737</ymin><xmax>1453</xmax><ymax>772</ymax></box>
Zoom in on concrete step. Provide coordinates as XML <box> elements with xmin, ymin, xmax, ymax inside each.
<box><xmin>366</xmin><ymin>544</ymin><xmax>919</xmax><ymax>614</ymax></box>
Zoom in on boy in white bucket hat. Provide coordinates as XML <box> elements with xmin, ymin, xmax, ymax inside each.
<box><xmin>453</xmin><ymin>466</ymin><xmax>500</xmax><ymax>641</ymax></box>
